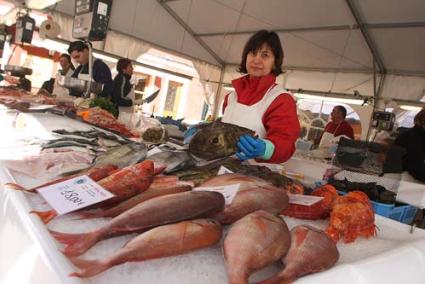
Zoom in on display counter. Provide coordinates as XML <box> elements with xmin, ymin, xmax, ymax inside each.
<box><xmin>2</xmin><ymin>110</ymin><xmax>425</xmax><ymax>284</ymax></box>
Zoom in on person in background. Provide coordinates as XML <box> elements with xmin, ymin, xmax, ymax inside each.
<box><xmin>68</xmin><ymin>41</ymin><xmax>113</xmax><ymax>98</ymax></box>
<box><xmin>17</xmin><ymin>75</ymin><xmax>31</xmax><ymax>92</ymax></box>
<box><xmin>315</xmin><ymin>105</ymin><xmax>354</xmax><ymax>148</ymax></box>
<box><xmin>51</xmin><ymin>53</ymin><xmax>75</xmax><ymax>99</ymax></box>
<box><xmin>112</xmin><ymin>58</ymin><xmax>134</xmax><ymax>125</ymax></box>
<box><xmin>393</xmin><ymin>108</ymin><xmax>425</xmax><ymax>183</ymax></box>
<box><xmin>186</xmin><ymin>30</ymin><xmax>300</xmax><ymax>164</ymax></box>
<box><xmin>40</xmin><ymin>77</ymin><xmax>55</xmax><ymax>94</ymax></box>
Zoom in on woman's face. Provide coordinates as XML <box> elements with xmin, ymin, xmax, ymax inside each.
<box><xmin>246</xmin><ymin>43</ymin><xmax>276</xmax><ymax>77</ymax></box>
<box><xmin>59</xmin><ymin>57</ymin><xmax>70</xmax><ymax>71</ymax></box>
<box><xmin>123</xmin><ymin>63</ymin><xmax>133</xmax><ymax>76</ymax></box>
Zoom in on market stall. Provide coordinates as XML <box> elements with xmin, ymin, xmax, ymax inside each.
<box><xmin>1</xmin><ymin>108</ymin><xmax>425</xmax><ymax>284</ymax></box>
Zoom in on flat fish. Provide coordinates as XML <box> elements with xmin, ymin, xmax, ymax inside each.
<box><xmin>148</xmin><ymin>150</ymin><xmax>195</xmax><ymax>173</ymax></box>
<box><xmin>94</xmin><ymin>143</ymin><xmax>147</xmax><ymax>168</ymax></box>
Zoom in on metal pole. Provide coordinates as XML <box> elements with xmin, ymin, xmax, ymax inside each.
<box><xmin>212</xmin><ymin>66</ymin><xmax>225</xmax><ymax>119</ymax></box>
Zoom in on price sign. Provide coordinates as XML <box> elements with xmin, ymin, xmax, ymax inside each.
<box><xmin>217</xmin><ymin>166</ymin><xmax>234</xmax><ymax>175</ymax></box>
<box><xmin>288</xmin><ymin>194</ymin><xmax>324</xmax><ymax>206</ymax></box>
<box><xmin>194</xmin><ymin>184</ymin><xmax>240</xmax><ymax>205</ymax></box>
<box><xmin>37</xmin><ymin>175</ymin><xmax>115</xmax><ymax>215</ymax></box>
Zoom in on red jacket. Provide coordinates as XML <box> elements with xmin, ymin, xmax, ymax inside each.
<box><xmin>223</xmin><ymin>74</ymin><xmax>300</xmax><ymax>163</ymax></box>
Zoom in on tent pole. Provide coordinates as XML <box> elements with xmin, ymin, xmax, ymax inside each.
<box><xmin>212</xmin><ymin>66</ymin><xmax>225</xmax><ymax>120</ymax></box>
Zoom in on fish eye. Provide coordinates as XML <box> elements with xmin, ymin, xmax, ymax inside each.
<box><xmin>212</xmin><ymin>137</ymin><xmax>219</xmax><ymax>144</ymax></box>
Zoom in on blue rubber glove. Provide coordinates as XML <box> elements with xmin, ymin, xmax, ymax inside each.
<box><xmin>183</xmin><ymin>126</ymin><xmax>200</xmax><ymax>144</ymax></box>
<box><xmin>236</xmin><ymin>135</ymin><xmax>267</xmax><ymax>161</ymax></box>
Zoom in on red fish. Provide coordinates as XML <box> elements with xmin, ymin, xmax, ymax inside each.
<box><xmin>69</xmin><ymin>219</ymin><xmax>222</xmax><ymax>277</ymax></box>
<box><xmin>49</xmin><ymin>190</ymin><xmax>225</xmax><ymax>256</ymax></box>
<box><xmin>31</xmin><ymin>160</ymin><xmax>155</xmax><ymax>224</ymax></box>
<box><xmin>200</xmin><ymin>174</ymin><xmax>288</xmax><ymax>224</ymax></box>
<box><xmin>259</xmin><ymin>225</ymin><xmax>339</xmax><ymax>284</ymax></box>
<box><xmin>224</xmin><ymin>210</ymin><xmax>291</xmax><ymax>284</ymax></box>
<box><xmin>4</xmin><ymin>164</ymin><xmax>118</xmax><ymax>193</ymax></box>
<box><xmin>78</xmin><ymin>176</ymin><xmax>194</xmax><ymax>218</ymax></box>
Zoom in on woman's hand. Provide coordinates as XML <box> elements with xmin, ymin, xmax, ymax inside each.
<box><xmin>236</xmin><ymin>135</ymin><xmax>267</xmax><ymax>160</ymax></box>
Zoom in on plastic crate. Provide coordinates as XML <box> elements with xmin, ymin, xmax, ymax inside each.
<box><xmin>336</xmin><ymin>190</ymin><xmax>417</xmax><ymax>224</ymax></box>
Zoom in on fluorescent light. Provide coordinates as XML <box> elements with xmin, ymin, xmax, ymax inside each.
<box><xmin>224</xmin><ymin>86</ymin><xmax>235</xmax><ymax>91</ymax></box>
<box><xmin>0</xmin><ymin>2</ymin><xmax>13</xmax><ymax>16</ymax></box>
<box><xmin>294</xmin><ymin>93</ymin><xmax>364</xmax><ymax>105</ymax></box>
<box><xmin>400</xmin><ymin>105</ymin><xmax>423</xmax><ymax>111</ymax></box>
<box><xmin>26</xmin><ymin>0</ymin><xmax>62</xmax><ymax>10</ymax></box>
<box><xmin>92</xmin><ymin>52</ymin><xmax>118</xmax><ymax>63</ymax></box>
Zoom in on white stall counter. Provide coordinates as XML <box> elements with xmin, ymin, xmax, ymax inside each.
<box><xmin>1</xmin><ymin>110</ymin><xmax>425</xmax><ymax>284</ymax></box>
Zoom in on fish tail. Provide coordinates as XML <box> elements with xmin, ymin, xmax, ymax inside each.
<box><xmin>49</xmin><ymin>229</ymin><xmax>104</xmax><ymax>257</ymax></box>
<box><xmin>30</xmin><ymin>210</ymin><xmax>57</xmax><ymax>224</ymax></box>
<box><xmin>69</xmin><ymin>257</ymin><xmax>109</xmax><ymax>278</ymax></box>
<box><xmin>4</xmin><ymin>182</ymin><xmax>35</xmax><ymax>193</ymax></box>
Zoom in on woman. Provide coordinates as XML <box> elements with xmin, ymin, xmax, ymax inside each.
<box><xmin>393</xmin><ymin>108</ymin><xmax>425</xmax><ymax>183</ymax></box>
<box><xmin>112</xmin><ymin>58</ymin><xmax>134</xmax><ymax>125</ymax></box>
<box><xmin>52</xmin><ymin>53</ymin><xmax>75</xmax><ymax>99</ymax></box>
<box><xmin>222</xmin><ymin>30</ymin><xmax>300</xmax><ymax>164</ymax></box>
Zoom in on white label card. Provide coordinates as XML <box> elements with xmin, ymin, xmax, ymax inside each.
<box><xmin>217</xmin><ymin>166</ymin><xmax>233</xmax><ymax>175</ymax></box>
<box><xmin>288</xmin><ymin>194</ymin><xmax>324</xmax><ymax>206</ymax></box>
<box><xmin>37</xmin><ymin>175</ymin><xmax>115</xmax><ymax>215</ymax></box>
<box><xmin>194</xmin><ymin>184</ymin><xmax>240</xmax><ymax>205</ymax></box>
<box><xmin>97</xmin><ymin>2</ymin><xmax>108</xmax><ymax>16</ymax></box>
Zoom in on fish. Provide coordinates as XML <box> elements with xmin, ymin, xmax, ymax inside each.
<box><xmin>43</xmin><ymin>137</ymin><xmax>99</xmax><ymax>147</ymax></box>
<box><xmin>199</xmin><ymin>173</ymin><xmax>289</xmax><ymax>224</ymax></box>
<box><xmin>78</xmin><ymin>175</ymin><xmax>194</xmax><ymax>219</ymax></box>
<box><xmin>224</xmin><ymin>210</ymin><xmax>291</xmax><ymax>284</ymax></box>
<box><xmin>220</xmin><ymin>159</ymin><xmax>305</xmax><ymax>194</ymax></box>
<box><xmin>259</xmin><ymin>225</ymin><xmax>339</xmax><ymax>284</ymax></box>
<box><xmin>148</xmin><ymin>150</ymin><xmax>195</xmax><ymax>173</ymax></box>
<box><xmin>69</xmin><ymin>219</ymin><xmax>222</xmax><ymax>278</ymax></box>
<box><xmin>31</xmin><ymin>160</ymin><xmax>155</xmax><ymax>224</ymax></box>
<box><xmin>4</xmin><ymin>164</ymin><xmax>118</xmax><ymax>193</ymax></box>
<box><xmin>189</xmin><ymin>121</ymin><xmax>254</xmax><ymax>160</ymax></box>
<box><xmin>94</xmin><ymin>143</ymin><xmax>147</xmax><ymax>168</ymax></box>
<box><xmin>49</xmin><ymin>190</ymin><xmax>225</xmax><ymax>256</ymax></box>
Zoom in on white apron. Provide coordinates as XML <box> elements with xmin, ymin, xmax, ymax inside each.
<box><xmin>222</xmin><ymin>84</ymin><xmax>288</xmax><ymax>138</ymax></box>
<box><xmin>118</xmin><ymin>87</ymin><xmax>135</xmax><ymax>128</ymax></box>
<box><xmin>319</xmin><ymin>122</ymin><xmax>342</xmax><ymax>148</ymax></box>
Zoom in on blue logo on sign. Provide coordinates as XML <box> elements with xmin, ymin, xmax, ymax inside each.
<box><xmin>75</xmin><ymin>179</ymin><xmax>85</xmax><ymax>185</ymax></box>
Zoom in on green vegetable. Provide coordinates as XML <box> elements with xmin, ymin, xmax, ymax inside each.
<box><xmin>89</xmin><ymin>97</ymin><xmax>118</xmax><ymax>118</ymax></box>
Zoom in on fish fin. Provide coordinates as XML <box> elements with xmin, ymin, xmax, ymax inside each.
<box><xmin>4</xmin><ymin>182</ymin><xmax>35</xmax><ymax>193</ymax></box>
<box><xmin>49</xmin><ymin>229</ymin><xmax>104</xmax><ymax>257</ymax></box>
<box><xmin>256</xmin><ymin>275</ymin><xmax>293</xmax><ymax>284</ymax></box>
<box><xmin>30</xmin><ymin>210</ymin><xmax>57</xmax><ymax>224</ymax></box>
<box><xmin>69</xmin><ymin>257</ymin><xmax>109</xmax><ymax>278</ymax></box>
<box><xmin>75</xmin><ymin>209</ymin><xmax>107</xmax><ymax>219</ymax></box>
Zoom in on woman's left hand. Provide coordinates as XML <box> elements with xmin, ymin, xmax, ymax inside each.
<box><xmin>236</xmin><ymin>135</ymin><xmax>266</xmax><ymax>160</ymax></box>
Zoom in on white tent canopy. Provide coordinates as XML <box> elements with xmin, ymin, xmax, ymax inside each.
<box><xmin>4</xmin><ymin>0</ymin><xmax>424</xmax><ymax>111</ymax></box>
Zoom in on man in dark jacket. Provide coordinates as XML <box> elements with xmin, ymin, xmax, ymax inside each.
<box><xmin>112</xmin><ymin>58</ymin><xmax>134</xmax><ymax>125</ymax></box>
<box><xmin>393</xmin><ymin>108</ymin><xmax>425</xmax><ymax>182</ymax></box>
<box><xmin>68</xmin><ymin>41</ymin><xmax>113</xmax><ymax>98</ymax></box>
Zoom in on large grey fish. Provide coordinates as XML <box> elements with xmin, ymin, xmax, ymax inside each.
<box><xmin>49</xmin><ymin>191</ymin><xmax>225</xmax><ymax>256</ymax></box>
<box><xmin>189</xmin><ymin>121</ymin><xmax>254</xmax><ymax>160</ymax></box>
<box><xmin>94</xmin><ymin>143</ymin><xmax>147</xmax><ymax>168</ymax></box>
<box><xmin>148</xmin><ymin>150</ymin><xmax>195</xmax><ymax>173</ymax></box>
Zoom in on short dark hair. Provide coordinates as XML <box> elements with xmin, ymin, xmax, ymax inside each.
<box><xmin>116</xmin><ymin>58</ymin><xmax>132</xmax><ymax>73</ymax></box>
<box><xmin>60</xmin><ymin>53</ymin><xmax>75</xmax><ymax>70</ymax></box>
<box><xmin>414</xmin><ymin>108</ymin><xmax>425</xmax><ymax>128</ymax></box>
<box><xmin>238</xmin><ymin>30</ymin><xmax>284</xmax><ymax>76</ymax></box>
<box><xmin>335</xmin><ymin>105</ymin><xmax>347</xmax><ymax>119</ymax></box>
<box><xmin>68</xmin><ymin>41</ymin><xmax>88</xmax><ymax>54</ymax></box>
